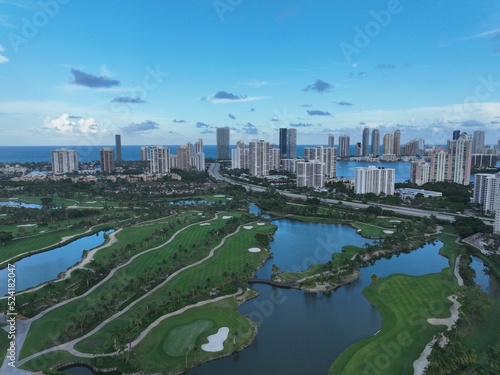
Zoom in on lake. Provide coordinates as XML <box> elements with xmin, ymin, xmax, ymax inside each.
<box><xmin>0</xmin><ymin>230</ymin><xmax>113</xmax><ymax>295</ymax></box>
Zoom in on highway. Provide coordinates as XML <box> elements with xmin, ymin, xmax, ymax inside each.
<box><xmin>208</xmin><ymin>163</ymin><xmax>493</xmax><ymax>225</ymax></box>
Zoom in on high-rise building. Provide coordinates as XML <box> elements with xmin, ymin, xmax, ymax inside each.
<box><xmin>287</xmin><ymin>128</ymin><xmax>297</xmax><ymax>158</ymax></box>
<box><xmin>231</xmin><ymin>141</ymin><xmax>247</xmax><ymax>169</ymax></box>
<box><xmin>453</xmin><ymin>130</ymin><xmax>461</xmax><ymax>140</ymax></box>
<box><xmin>447</xmin><ymin>133</ymin><xmax>472</xmax><ymax>185</ymax></box>
<box><xmin>296</xmin><ymin>161</ymin><xmax>325</xmax><ymax>188</ymax></box>
<box><xmin>338</xmin><ymin>135</ymin><xmax>350</xmax><ymax>158</ymax></box>
<box><xmin>393</xmin><ymin>130</ymin><xmax>401</xmax><ymax>156</ymax></box>
<box><xmin>249</xmin><ymin>139</ymin><xmax>270</xmax><ymax>176</ymax></box>
<box><xmin>100</xmin><ymin>147</ymin><xmax>115</xmax><ymax>173</ymax></box>
<box><xmin>51</xmin><ymin>148</ymin><xmax>78</xmax><ymax>174</ymax></box>
<box><xmin>371</xmin><ymin>129</ymin><xmax>380</xmax><ymax>156</ymax></box>
<box><xmin>402</xmin><ymin>139</ymin><xmax>425</xmax><ymax>157</ymax></box>
<box><xmin>429</xmin><ymin>147</ymin><xmax>448</xmax><ymax>183</ymax></box>
<box><xmin>195</xmin><ymin>152</ymin><xmax>205</xmax><ymax>172</ymax></box>
<box><xmin>149</xmin><ymin>146</ymin><xmax>170</xmax><ymax>174</ymax></box>
<box><xmin>355</xmin><ymin>142</ymin><xmax>362</xmax><ymax>157</ymax></box>
<box><xmin>279</xmin><ymin>128</ymin><xmax>288</xmax><ymax>158</ymax></box>
<box><xmin>472</xmin><ymin>130</ymin><xmax>485</xmax><ymax>154</ymax></box>
<box><xmin>279</xmin><ymin>128</ymin><xmax>297</xmax><ymax>158</ymax></box>
<box><xmin>328</xmin><ymin>133</ymin><xmax>335</xmax><ymax>148</ymax></box>
<box><xmin>410</xmin><ymin>160</ymin><xmax>430</xmax><ymax>185</ymax></box>
<box><xmin>140</xmin><ymin>146</ymin><xmax>149</xmax><ymax>161</ymax></box>
<box><xmin>303</xmin><ymin>146</ymin><xmax>336</xmax><ymax>178</ymax></box>
<box><xmin>473</xmin><ymin>173</ymin><xmax>498</xmax><ymax>214</ymax></box>
<box><xmin>355</xmin><ymin>166</ymin><xmax>395</xmax><ymax>195</ymax></box>
<box><xmin>216</xmin><ymin>127</ymin><xmax>230</xmax><ymax>160</ymax></box>
<box><xmin>494</xmin><ymin>174</ymin><xmax>500</xmax><ymax>234</ymax></box>
<box><xmin>176</xmin><ymin>145</ymin><xmax>191</xmax><ymax>170</ymax></box>
<box><xmin>195</xmin><ymin>138</ymin><xmax>203</xmax><ymax>155</ymax></box>
<box><xmin>269</xmin><ymin>145</ymin><xmax>281</xmax><ymax>171</ymax></box>
<box><xmin>115</xmin><ymin>134</ymin><xmax>122</xmax><ymax>162</ymax></box>
<box><xmin>383</xmin><ymin>134</ymin><xmax>394</xmax><ymax>155</ymax></box>
<box><xmin>472</xmin><ymin>154</ymin><xmax>498</xmax><ymax>169</ymax></box>
<box><xmin>362</xmin><ymin>127</ymin><xmax>370</xmax><ymax>157</ymax></box>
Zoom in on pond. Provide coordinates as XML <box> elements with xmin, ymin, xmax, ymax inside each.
<box><xmin>188</xmin><ymin>216</ymin><xmax>448</xmax><ymax>375</ymax></box>
<box><xmin>0</xmin><ymin>230</ymin><xmax>113</xmax><ymax>295</ymax></box>
<box><xmin>0</xmin><ymin>201</ymin><xmax>43</xmax><ymax>209</ymax></box>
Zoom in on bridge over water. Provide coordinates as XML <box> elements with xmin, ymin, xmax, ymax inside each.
<box><xmin>247</xmin><ymin>278</ymin><xmax>298</xmax><ymax>288</ymax></box>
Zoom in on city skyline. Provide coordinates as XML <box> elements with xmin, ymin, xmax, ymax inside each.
<box><xmin>0</xmin><ymin>1</ymin><xmax>499</xmax><ymax>146</ymax></box>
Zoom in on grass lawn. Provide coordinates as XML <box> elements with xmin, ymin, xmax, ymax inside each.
<box><xmin>0</xmin><ymin>213</ymin><xmax>138</xmax><ymax>267</ymax></box>
<box><xmin>20</xmin><ymin>299</ymin><xmax>255</xmax><ymax>374</ymax></box>
<box><xmin>351</xmin><ymin>222</ymin><xmax>388</xmax><ymax>238</ymax></box>
<box><xmin>330</xmin><ymin>273</ymin><xmax>456</xmax><ymax>375</ymax></box>
<box><xmin>20</xmin><ymin>212</ymin><xmax>261</xmax><ymax>358</ymax></box>
<box><xmin>19</xmin><ymin>215</ymin><xmax>228</xmax><ymax>358</ymax></box>
<box><xmin>133</xmin><ymin>298</ymin><xmax>255</xmax><ymax>373</ymax></box>
<box><xmin>72</xmin><ymin>222</ymin><xmax>273</xmax><ymax>354</ymax></box>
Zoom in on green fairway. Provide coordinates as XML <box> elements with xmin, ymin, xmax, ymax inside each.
<box><xmin>351</xmin><ymin>222</ymin><xmax>389</xmax><ymax>238</ymax></box>
<box><xmin>0</xmin><ymin>328</ymin><xmax>9</xmax><ymax>364</ymax></box>
<box><xmin>20</xmin><ymin>215</ymin><xmax>228</xmax><ymax>357</ymax></box>
<box><xmin>73</xmin><ymin>221</ymin><xmax>273</xmax><ymax>353</ymax></box>
<box><xmin>133</xmin><ymin>298</ymin><xmax>255</xmax><ymax>373</ymax></box>
<box><xmin>162</xmin><ymin>319</ymin><xmax>213</xmax><ymax>356</ymax></box>
<box><xmin>330</xmin><ymin>273</ymin><xmax>456</xmax><ymax>375</ymax></box>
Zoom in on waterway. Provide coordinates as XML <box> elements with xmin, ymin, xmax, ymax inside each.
<box><xmin>188</xmin><ymin>216</ymin><xmax>449</xmax><ymax>375</ymax></box>
<box><xmin>470</xmin><ymin>256</ymin><xmax>500</xmax><ymax>297</ymax></box>
<box><xmin>0</xmin><ymin>230</ymin><xmax>113</xmax><ymax>295</ymax></box>
<box><xmin>0</xmin><ymin>201</ymin><xmax>43</xmax><ymax>209</ymax></box>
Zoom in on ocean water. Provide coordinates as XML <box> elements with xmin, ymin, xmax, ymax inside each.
<box><xmin>0</xmin><ymin>145</ymin><xmax>328</xmax><ymax>163</ymax></box>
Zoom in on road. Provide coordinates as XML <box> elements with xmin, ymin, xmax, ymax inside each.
<box><xmin>208</xmin><ymin>163</ymin><xmax>493</xmax><ymax>225</ymax></box>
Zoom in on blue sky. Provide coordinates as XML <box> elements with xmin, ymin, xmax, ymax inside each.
<box><xmin>0</xmin><ymin>0</ymin><xmax>499</xmax><ymax>146</ymax></box>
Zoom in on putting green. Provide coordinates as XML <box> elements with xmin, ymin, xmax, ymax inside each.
<box><xmin>163</xmin><ymin>320</ymin><xmax>213</xmax><ymax>356</ymax></box>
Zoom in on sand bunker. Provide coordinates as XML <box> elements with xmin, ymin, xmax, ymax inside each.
<box><xmin>222</xmin><ymin>216</ymin><xmax>232</xmax><ymax>219</ymax></box>
<box><xmin>383</xmin><ymin>230</ymin><xmax>394</xmax><ymax>234</ymax></box>
<box><xmin>243</xmin><ymin>226</ymin><xmax>253</xmax><ymax>230</ymax></box>
<box><xmin>197</xmin><ymin>212</ymin><xmax>203</xmax><ymax>215</ymax></box>
<box><xmin>257</xmin><ymin>222</ymin><xmax>265</xmax><ymax>226</ymax></box>
<box><xmin>86</xmin><ymin>201</ymin><xmax>97</xmax><ymax>204</ymax></box>
<box><xmin>389</xmin><ymin>220</ymin><xmax>401</xmax><ymax>223</ymax></box>
<box><xmin>214</xmin><ymin>195</ymin><xmax>225</xmax><ymax>198</ymax></box>
<box><xmin>199</xmin><ymin>223</ymin><xmax>211</xmax><ymax>226</ymax></box>
<box><xmin>201</xmin><ymin>327</ymin><xmax>229</xmax><ymax>352</ymax></box>
<box><xmin>248</xmin><ymin>247</ymin><xmax>261</xmax><ymax>253</ymax></box>
<box><xmin>17</xmin><ymin>224</ymin><xmax>37</xmax><ymax>227</ymax></box>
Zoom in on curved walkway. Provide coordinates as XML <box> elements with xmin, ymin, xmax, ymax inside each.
<box><xmin>14</xmin><ymin>214</ymin><xmax>219</xmax><ymax>367</ymax></box>
<box><xmin>17</xmin><ymin>217</ymin><xmax>248</xmax><ymax>367</ymax></box>
<box><xmin>412</xmin><ymin>254</ymin><xmax>463</xmax><ymax>375</ymax></box>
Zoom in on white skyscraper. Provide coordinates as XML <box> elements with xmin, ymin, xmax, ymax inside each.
<box><xmin>473</xmin><ymin>173</ymin><xmax>498</xmax><ymax>214</ymax></box>
<box><xmin>494</xmin><ymin>174</ymin><xmax>500</xmax><ymax>234</ymax></box>
<box><xmin>231</xmin><ymin>141</ymin><xmax>247</xmax><ymax>169</ymax></box>
<box><xmin>296</xmin><ymin>161</ymin><xmax>325</xmax><ymax>188</ymax></box>
<box><xmin>140</xmin><ymin>146</ymin><xmax>149</xmax><ymax>161</ymax></box>
<box><xmin>338</xmin><ymin>135</ymin><xmax>350</xmax><ymax>158</ymax></box>
<box><xmin>472</xmin><ymin>130</ymin><xmax>485</xmax><ymax>154</ymax></box>
<box><xmin>328</xmin><ymin>133</ymin><xmax>335</xmax><ymax>148</ymax></box>
<box><xmin>51</xmin><ymin>148</ymin><xmax>78</xmax><ymax>174</ymax></box>
<box><xmin>249</xmin><ymin>139</ymin><xmax>270</xmax><ymax>177</ymax></box>
<box><xmin>355</xmin><ymin>166</ymin><xmax>395</xmax><ymax>196</ymax></box>
<box><xmin>149</xmin><ymin>146</ymin><xmax>170</xmax><ymax>174</ymax></box>
<box><xmin>304</xmin><ymin>146</ymin><xmax>336</xmax><ymax>178</ymax></box>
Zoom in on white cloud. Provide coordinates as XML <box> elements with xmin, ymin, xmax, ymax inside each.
<box><xmin>0</xmin><ymin>44</ymin><xmax>9</xmax><ymax>64</ymax></box>
<box><xmin>43</xmin><ymin>113</ymin><xmax>109</xmax><ymax>136</ymax></box>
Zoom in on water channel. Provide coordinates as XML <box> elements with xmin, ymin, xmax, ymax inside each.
<box><xmin>0</xmin><ymin>230</ymin><xmax>113</xmax><ymax>295</ymax></box>
<box><xmin>187</xmin><ymin>207</ymin><xmax>450</xmax><ymax>375</ymax></box>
